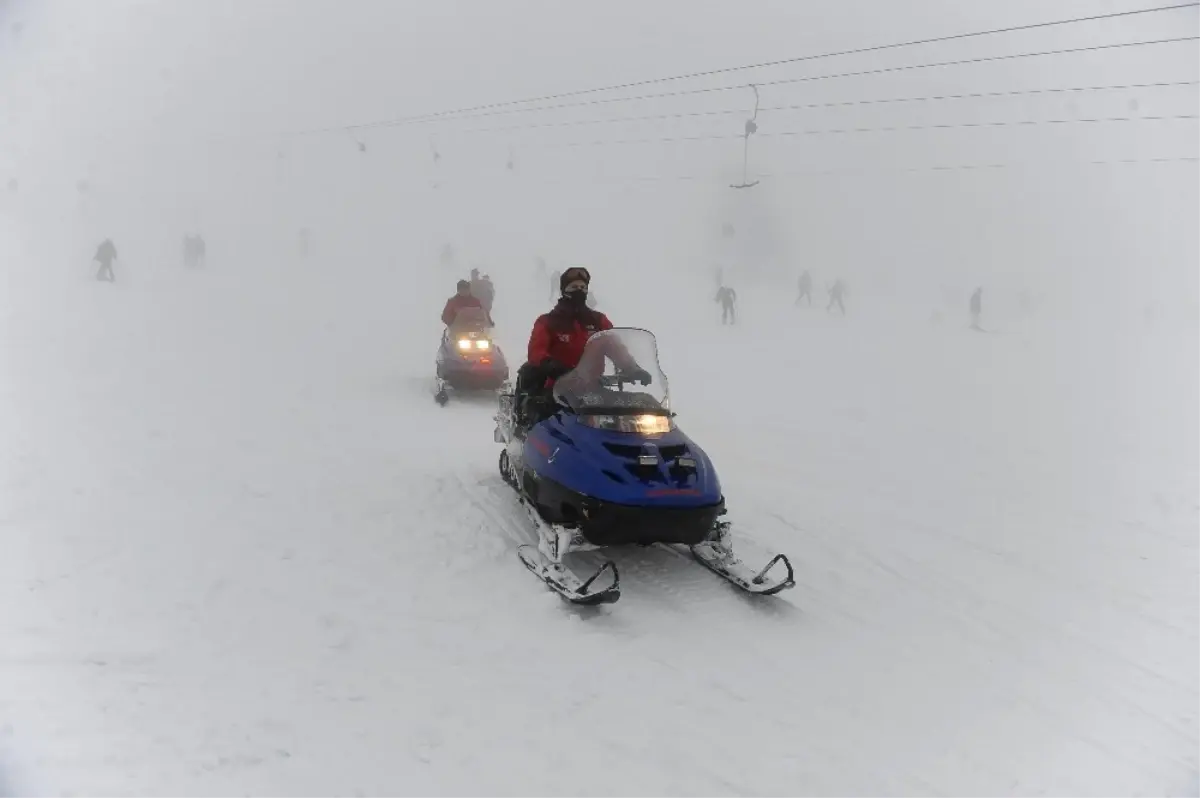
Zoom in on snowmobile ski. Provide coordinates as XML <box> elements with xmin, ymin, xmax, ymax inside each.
<box><xmin>516</xmin><ymin>545</ymin><xmax>620</xmax><ymax>605</ymax></box>
<box><xmin>689</xmin><ymin>541</ymin><xmax>795</xmax><ymax>595</ymax></box>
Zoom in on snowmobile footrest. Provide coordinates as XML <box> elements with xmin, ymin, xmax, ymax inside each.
<box><xmin>517</xmin><ymin>545</ymin><xmax>620</xmax><ymax>605</ymax></box>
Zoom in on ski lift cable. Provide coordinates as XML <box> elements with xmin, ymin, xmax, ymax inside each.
<box><xmin>762</xmin><ymin>155</ymin><xmax>1200</xmax><ymax>178</ymax></box>
<box><xmin>410</xmin><ymin>155</ymin><xmax>1199</xmax><ymax>187</ymax></box>
<box><xmin>290</xmin><ymin>3</ymin><xmax>1198</xmax><ymax>135</ymax></box>
<box><xmin>312</xmin><ymin>36</ymin><xmax>1198</xmax><ymax>134</ymax></box>
<box><xmin>423</xmin><ymin>80</ymin><xmax>1198</xmax><ymax>137</ymax></box>
<box><xmin>547</xmin><ymin>113</ymin><xmax>1196</xmax><ymax>149</ymax></box>
<box><xmin>275</xmin><ymin>105</ymin><xmax>1197</xmax><ymax>160</ymax></box>
<box><xmin>756</xmin><ymin>37</ymin><xmax>1200</xmax><ymax>92</ymax></box>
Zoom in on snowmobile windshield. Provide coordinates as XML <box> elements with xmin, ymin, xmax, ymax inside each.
<box><xmin>553</xmin><ymin>328</ymin><xmax>669</xmax><ymax>418</ymax></box>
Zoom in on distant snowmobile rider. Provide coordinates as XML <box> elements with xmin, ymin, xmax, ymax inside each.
<box><xmin>442</xmin><ymin>279</ymin><xmax>491</xmax><ymax>326</ymax></box>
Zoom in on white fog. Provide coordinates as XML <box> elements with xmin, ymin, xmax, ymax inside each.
<box><xmin>1</xmin><ymin>1</ymin><xmax>1197</xmax><ymax>794</ymax></box>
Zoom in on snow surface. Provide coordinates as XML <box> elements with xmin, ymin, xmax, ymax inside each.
<box><xmin>0</xmin><ymin>222</ymin><xmax>1196</xmax><ymax>797</ymax></box>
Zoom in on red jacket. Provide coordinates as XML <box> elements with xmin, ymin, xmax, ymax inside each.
<box><xmin>528</xmin><ymin>307</ymin><xmax>613</xmax><ymax>370</ymax></box>
<box><xmin>442</xmin><ymin>294</ymin><xmax>485</xmax><ymax>326</ymax></box>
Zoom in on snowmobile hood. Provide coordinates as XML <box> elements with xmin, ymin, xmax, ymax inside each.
<box><xmin>523</xmin><ymin>416</ymin><xmax>721</xmax><ymax>508</ymax></box>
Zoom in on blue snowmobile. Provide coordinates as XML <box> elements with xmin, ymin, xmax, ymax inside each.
<box><xmin>494</xmin><ymin>327</ymin><xmax>794</xmax><ymax>605</ymax></box>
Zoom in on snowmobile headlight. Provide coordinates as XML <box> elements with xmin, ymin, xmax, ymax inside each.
<box><xmin>634</xmin><ymin>415</ymin><xmax>671</xmax><ymax>435</ymax></box>
<box><xmin>457</xmin><ymin>338</ymin><xmax>472</xmax><ymax>350</ymax></box>
<box><xmin>582</xmin><ymin>413</ymin><xmax>672</xmax><ymax>434</ymax></box>
<box><xmin>475</xmin><ymin>339</ymin><xmax>490</xmax><ymax>350</ymax></box>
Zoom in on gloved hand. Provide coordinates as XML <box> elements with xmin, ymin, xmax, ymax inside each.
<box><xmin>539</xmin><ymin>358</ymin><xmax>571</xmax><ymax>379</ymax></box>
<box><xmin>627</xmin><ymin>367</ymin><xmax>652</xmax><ymax>385</ymax></box>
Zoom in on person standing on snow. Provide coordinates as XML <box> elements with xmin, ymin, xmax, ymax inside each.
<box><xmin>970</xmin><ymin>287</ymin><xmax>983</xmax><ymax>330</ymax></box>
<box><xmin>442</xmin><ymin>279</ymin><xmax>491</xmax><ymax>327</ymax></box>
<box><xmin>93</xmin><ymin>238</ymin><xmax>117</xmax><ymax>282</ymax></box>
<box><xmin>715</xmin><ymin>285</ymin><xmax>737</xmax><ymax>324</ymax></box>
<box><xmin>549</xmin><ymin>269</ymin><xmax>561</xmax><ymax>302</ymax></box>
<box><xmin>183</xmin><ymin>234</ymin><xmax>206</xmax><ymax>268</ymax></box>
<box><xmin>796</xmin><ymin>270</ymin><xmax>813</xmax><ymax>306</ymax></box>
<box><xmin>827</xmin><ymin>279</ymin><xmax>847</xmax><ymax>315</ymax></box>
<box><xmin>514</xmin><ymin>267</ymin><xmax>647</xmax><ymax>427</ymax></box>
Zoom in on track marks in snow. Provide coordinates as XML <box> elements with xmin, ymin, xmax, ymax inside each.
<box><xmin>2</xmin><ymin>258</ymin><xmax>1196</xmax><ymax>794</ymax></box>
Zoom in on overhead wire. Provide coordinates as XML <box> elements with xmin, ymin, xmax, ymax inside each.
<box><xmin>315</xmin><ymin>36</ymin><xmax>1199</xmax><ymax>134</ymax></box>
<box><xmin>423</xmin><ymin>80</ymin><xmax>1199</xmax><ymax>137</ymax></box>
<box><xmin>522</xmin><ymin>114</ymin><xmax>1198</xmax><ymax>150</ymax></box>
<box><xmin>292</xmin><ymin>2</ymin><xmax>1199</xmax><ymax>134</ymax></box>
<box><xmin>410</xmin><ymin>155</ymin><xmax>1199</xmax><ymax>187</ymax></box>
<box><xmin>266</xmin><ymin>4</ymin><xmax>1200</xmax><ymax>196</ymax></box>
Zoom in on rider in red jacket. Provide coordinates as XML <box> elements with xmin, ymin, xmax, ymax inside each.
<box><xmin>527</xmin><ymin>268</ymin><xmax>613</xmax><ymax>370</ymax></box>
<box><xmin>442</xmin><ymin>280</ymin><xmax>491</xmax><ymax>326</ymax></box>
<box><xmin>515</xmin><ymin>267</ymin><xmax>649</xmax><ymax>425</ymax></box>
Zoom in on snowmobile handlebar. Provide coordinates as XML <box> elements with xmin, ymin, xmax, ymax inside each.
<box><xmin>599</xmin><ymin>370</ymin><xmax>651</xmax><ymax>388</ymax></box>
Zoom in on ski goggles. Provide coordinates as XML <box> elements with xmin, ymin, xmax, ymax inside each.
<box><xmin>562</xmin><ymin>267</ymin><xmax>591</xmax><ymax>286</ymax></box>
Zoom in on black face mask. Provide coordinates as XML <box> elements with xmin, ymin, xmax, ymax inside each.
<box><xmin>562</xmin><ymin>289</ymin><xmax>588</xmax><ymax>307</ymax></box>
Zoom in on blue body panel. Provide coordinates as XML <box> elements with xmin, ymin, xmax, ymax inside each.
<box><xmin>522</xmin><ymin>412</ymin><xmax>723</xmax><ymax>507</ymax></box>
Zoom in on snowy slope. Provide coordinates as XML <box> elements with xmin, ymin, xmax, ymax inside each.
<box><xmin>0</xmin><ymin>230</ymin><xmax>1197</xmax><ymax>796</ymax></box>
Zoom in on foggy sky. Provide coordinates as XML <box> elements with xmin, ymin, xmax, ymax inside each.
<box><xmin>1</xmin><ymin>0</ymin><xmax>1196</xmax><ymax>316</ymax></box>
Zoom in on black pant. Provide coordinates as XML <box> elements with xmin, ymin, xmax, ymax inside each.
<box><xmin>514</xmin><ymin>362</ymin><xmax>557</xmax><ymax>427</ymax></box>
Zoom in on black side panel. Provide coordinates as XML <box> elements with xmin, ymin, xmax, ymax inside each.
<box><xmin>441</xmin><ymin>369</ymin><xmax>508</xmax><ymax>390</ymax></box>
<box><xmin>534</xmin><ymin>474</ymin><xmax>722</xmax><ymax>546</ymax></box>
